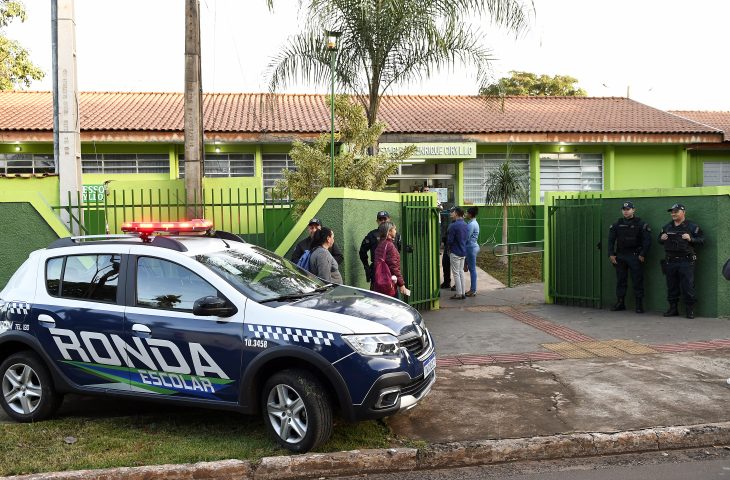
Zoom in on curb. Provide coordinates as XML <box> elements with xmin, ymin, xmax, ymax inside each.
<box><xmin>5</xmin><ymin>422</ymin><xmax>730</xmax><ymax>480</ymax></box>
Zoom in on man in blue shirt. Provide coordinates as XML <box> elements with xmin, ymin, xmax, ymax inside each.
<box><xmin>447</xmin><ymin>207</ymin><xmax>469</xmax><ymax>300</ymax></box>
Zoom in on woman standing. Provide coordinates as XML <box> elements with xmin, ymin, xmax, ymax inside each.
<box><xmin>308</xmin><ymin>227</ymin><xmax>343</xmax><ymax>284</ymax></box>
<box><xmin>372</xmin><ymin>222</ymin><xmax>407</xmax><ymax>297</ymax></box>
<box><xmin>465</xmin><ymin>206</ymin><xmax>480</xmax><ymax>297</ymax></box>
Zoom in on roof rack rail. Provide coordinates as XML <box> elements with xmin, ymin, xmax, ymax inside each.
<box><xmin>150</xmin><ymin>236</ymin><xmax>187</xmax><ymax>252</ymax></box>
<box><xmin>48</xmin><ymin>235</ymin><xmax>137</xmax><ymax>249</ymax></box>
<box><xmin>210</xmin><ymin>230</ymin><xmax>245</xmax><ymax>243</ymax></box>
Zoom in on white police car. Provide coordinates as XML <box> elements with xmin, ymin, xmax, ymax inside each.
<box><xmin>0</xmin><ymin>220</ymin><xmax>435</xmax><ymax>452</ymax></box>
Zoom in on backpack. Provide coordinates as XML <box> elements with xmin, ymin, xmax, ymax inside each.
<box><xmin>372</xmin><ymin>244</ymin><xmax>396</xmax><ymax>296</ymax></box>
<box><xmin>296</xmin><ymin>249</ymin><xmax>312</xmax><ymax>271</ymax></box>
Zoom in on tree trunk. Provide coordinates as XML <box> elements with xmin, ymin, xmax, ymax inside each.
<box><xmin>501</xmin><ymin>203</ymin><xmax>509</xmax><ymax>266</ymax></box>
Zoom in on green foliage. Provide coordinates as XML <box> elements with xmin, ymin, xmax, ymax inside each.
<box><xmin>483</xmin><ymin>159</ymin><xmax>531</xmax><ymax>207</ymax></box>
<box><xmin>483</xmin><ymin>159</ymin><xmax>532</xmax><ymax>263</ymax></box>
<box><xmin>268</xmin><ymin>0</ymin><xmax>532</xmax><ymax>125</ymax></box>
<box><xmin>480</xmin><ymin>70</ymin><xmax>587</xmax><ymax>97</ymax></box>
<box><xmin>275</xmin><ymin>95</ymin><xmax>415</xmax><ymax>216</ymax></box>
<box><xmin>0</xmin><ymin>1</ymin><xmax>44</xmax><ymax>90</ymax></box>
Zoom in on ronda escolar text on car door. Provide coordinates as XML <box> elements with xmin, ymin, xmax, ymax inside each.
<box><xmin>122</xmin><ymin>245</ymin><xmax>245</xmax><ymax>403</ymax></box>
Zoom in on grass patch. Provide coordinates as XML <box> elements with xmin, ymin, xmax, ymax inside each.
<box><xmin>477</xmin><ymin>249</ymin><xmax>543</xmax><ymax>287</ymax></box>
<box><xmin>0</xmin><ymin>408</ymin><xmax>392</xmax><ymax>476</ymax></box>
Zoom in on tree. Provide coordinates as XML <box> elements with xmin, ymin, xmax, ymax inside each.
<box><xmin>480</xmin><ymin>71</ymin><xmax>587</xmax><ymax>97</ymax></box>
<box><xmin>267</xmin><ymin>0</ymin><xmax>532</xmax><ymax>126</ymax></box>
<box><xmin>0</xmin><ymin>1</ymin><xmax>44</xmax><ymax>90</ymax></box>
<box><xmin>483</xmin><ymin>159</ymin><xmax>531</xmax><ymax>265</ymax></box>
<box><xmin>275</xmin><ymin>95</ymin><xmax>415</xmax><ymax>216</ymax></box>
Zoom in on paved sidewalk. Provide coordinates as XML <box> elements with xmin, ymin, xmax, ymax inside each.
<box><xmin>388</xmin><ymin>277</ymin><xmax>730</xmax><ymax>443</ymax></box>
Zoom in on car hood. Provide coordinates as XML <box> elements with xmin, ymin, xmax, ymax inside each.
<box><xmin>283</xmin><ymin>285</ymin><xmax>422</xmax><ymax>336</ymax></box>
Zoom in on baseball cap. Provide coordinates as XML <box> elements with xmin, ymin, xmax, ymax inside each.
<box><xmin>667</xmin><ymin>203</ymin><xmax>686</xmax><ymax>212</ymax></box>
<box><xmin>376</xmin><ymin>211</ymin><xmax>390</xmax><ymax>219</ymax></box>
<box><xmin>621</xmin><ymin>201</ymin><xmax>635</xmax><ymax>210</ymax></box>
<box><xmin>308</xmin><ymin>218</ymin><xmax>322</xmax><ymax>226</ymax></box>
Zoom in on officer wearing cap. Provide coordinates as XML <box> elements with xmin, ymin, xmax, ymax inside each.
<box><xmin>359</xmin><ymin>211</ymin><xmax>401</xmax><ymax>283</ymax></box>
<box><xmin>607</xmin><ymin>201</ymin><xmax>652</xmax><ymax>313</ymax></box>
<box><xmin>658</xmin><ymin>203</ymin><xmax>704</xmax><ymax>318</ymax></box>
<box><xmin>291</xmin><ymin>218</ymin><xmax>344</xmax><ymax>265</ymax></box>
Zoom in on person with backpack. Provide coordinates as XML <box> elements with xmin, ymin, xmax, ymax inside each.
<box><xmin>372</xmin><ymin>222</ymin><xmax>407</xmax><ymax>298</ymax></box>
<box><xmin>308</xmin><ymin>227</ymin><xmax>343</xmax><ymax>284</ymax></box>
<box><xmin>291</xmin><ymin>218</ymin><xmax>344</xmax><ymax>266</ymax></box>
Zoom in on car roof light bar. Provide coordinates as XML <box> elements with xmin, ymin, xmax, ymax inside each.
<box><xmin>120</xmin><ymin>219</ymin><xmax>214</xmax><ymax>242</ymax></box>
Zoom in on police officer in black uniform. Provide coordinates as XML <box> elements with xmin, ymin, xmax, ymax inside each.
<box><xmin>658</xmin><ymin>203</ymin><xmax>704</xmax><ymax>319</ymax></box>
<box><xmin>359</xmin><ymin>211</ymin><xmax>401</xmax><ymax>283</ymax></box>
<box><xmin>607</xmin><ymin>201</ymin><xmax>652</xmax><ymax>313</ymax></box>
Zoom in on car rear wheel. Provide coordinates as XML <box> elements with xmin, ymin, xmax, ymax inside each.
<box><xmin>261</xmin><ymin>369</ymin><xmax>332</xmax><ymax>453</ymax></box>
<box><xmin>0</xmin><ymin>352</ymin><xmax>62</xmax><ymax>422</ymax></box>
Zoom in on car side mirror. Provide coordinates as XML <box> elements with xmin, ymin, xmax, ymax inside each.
<box><xmin>193</xmin><ymin>296</ymin><xmax>237</xmax><ymax>317</ymax></box>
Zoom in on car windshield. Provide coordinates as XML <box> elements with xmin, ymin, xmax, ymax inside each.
<box><xmin>195</xmin><ymin>244</ymin><xmax>326</xmax><ymax>303</ymax></box>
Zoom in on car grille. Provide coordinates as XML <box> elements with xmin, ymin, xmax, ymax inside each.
<box><xmin>401</xmin><ymin>372</ymin><xmax>435</xmax><ymax>398</ymax></box>
<box><xmin>399</xmin><ymin>329</ymin><xmax>430</xmax><ymax>358</ymax></box>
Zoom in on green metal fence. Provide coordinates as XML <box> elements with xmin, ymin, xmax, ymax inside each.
<box><xmin>401</xmin><ymin>194</ymin><xmax>440</xmax><ymax>310</ymax></box>
<box><xmin>53</xmin><ymin>187</ymin><xmax>299</xmax><ymax>251</ymax></box>
<box><xmin>547</xmin><ymin>194</ymin><xmax>603</xmax><ymax>307</ymax></box>
<box><xmin>492</xmin><ymin>240</ymin><xmax>544</xmax><ymax>287</ymax></box>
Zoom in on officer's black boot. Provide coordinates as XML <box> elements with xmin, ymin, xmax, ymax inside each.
<box><xmin>686</xmin><ymin>305</ymin><xmax>695</xmax><ymax>319</ymax></box>
<box><xmin>635</xmin><ymin>298</ymin><xmax>644</xmax><ymax>314</ymax></box>
<box><xmin>663</xmin><ymin>303</ymin><xmax>679</xmax><ymax>317</ymax></box>
<box><xmin>610</xmin><ymin>298</ymin><xmax>626</xmax><ymax>311</ymax></box>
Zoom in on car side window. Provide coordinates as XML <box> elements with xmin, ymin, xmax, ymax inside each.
<box><xmin>136</xmin><ymin>257</ymin><xmax>218</xmax><ymax>311</ymax></box>
<box><xmin>46</xmin><ymin>257</ymin><xmax>64</xmax><ymax>296</ymax></box>
<box><xmin>59</xmin><ymin>254</ymin><xmax>121</xmax><ymax>303</ymax></box>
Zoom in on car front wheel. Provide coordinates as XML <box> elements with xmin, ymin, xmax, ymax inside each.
<box><xmin>261</xmin><ymin>369</ymin><xmax>333</xmax><ymax>453</ymax></box>
<box><xmin>0</xmin><ymin>352</ymin><xmax>62</xmax><ymax>422</ymax></box>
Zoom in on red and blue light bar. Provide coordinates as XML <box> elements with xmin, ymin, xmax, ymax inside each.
<box><xmin>120</xmin><ymin>219</ymin><xmax>214</xmax><ymax>235</ymax></box>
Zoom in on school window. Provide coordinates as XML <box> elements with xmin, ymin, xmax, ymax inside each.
<box><xmin>462</xmin><ymin>153</ymin><xmax>530</xmax><ymax>204</ymax></box>
<box><xmin>539</xmin><ymin>153</ymin><xmax>603</xmax><ymax>201</ymax></box>
<box><xmin>178</xmin><ymin>153</ymin><xmax>255</xmax><ymax>178</ymax></box>
<box><xmin>81</xmin><ymin>153</ymin><xmax>170</xmax><ymax>174</ymax></box>
<box><xmin>262</xmin><ymin>153</ymin><xmax>296</xmax><ymax>191</ymax></box>
<box><xmin>702</xmin><ymin>162</ymin><xmax>730</xmax><ymax>186</ymax></box>
<box><xmin>0</xmin><ymin>153</ymin><xmax>55</xmax><ymax>174</ymax></box>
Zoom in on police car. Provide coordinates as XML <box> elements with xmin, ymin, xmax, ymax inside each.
<box><xmin>0</xmin><ymin>220</ymin><xmax>435</xmax><ymax>452</ymax></box>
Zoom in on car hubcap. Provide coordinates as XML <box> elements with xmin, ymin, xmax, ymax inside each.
<box><xmin>267</xmin><ymin>384</ymin><xmax>307</xmax><ymax>443</ymax></box>
<box><xmin>3</xmin><ymin>363</ymin><xmax>42</xmax><ymax>415</ymax></box>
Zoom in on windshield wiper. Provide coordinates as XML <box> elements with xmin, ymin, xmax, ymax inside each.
<box><xmin>259</xmin><ymin>284</ymin><xmax>335</xmax><ymax>304</ymax></box>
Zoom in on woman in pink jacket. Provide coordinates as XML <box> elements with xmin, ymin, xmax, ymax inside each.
<box><xmin>372</xmin><ymin>222</ymin><xmax>407</xmax><ymax>297</ymax></box>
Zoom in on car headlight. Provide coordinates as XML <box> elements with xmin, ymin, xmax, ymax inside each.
<box><xmin>342</xmin><ymin>334</ymin><xmax>400</xmax><ymax>356</ymax></box>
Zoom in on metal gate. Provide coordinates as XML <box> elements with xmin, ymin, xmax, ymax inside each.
<box><xmin>548</xmin><ymin>195</ymin><xmax>603</xmax><ymax>307</ymax></box>
<box><xmin>401</xmin><ymin>195</ymin><xmax>441</xmax><ymax>310</ymax></box>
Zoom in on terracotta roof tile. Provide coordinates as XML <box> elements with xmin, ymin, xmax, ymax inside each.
<box><xmin>670</xmin><ymin>111</ymin><xmax>730</xmax><ymax>141</ymax></box>
<box><xmin>0</xmin><ymin>91</ymin><xmax>720</xmax><ymax>136</ymax></box>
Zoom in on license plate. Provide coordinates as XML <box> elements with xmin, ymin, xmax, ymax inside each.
<box><xmin>423</xmin><ymin>353</ymin><xmax>436</xmax><ymax>378</ymax></box>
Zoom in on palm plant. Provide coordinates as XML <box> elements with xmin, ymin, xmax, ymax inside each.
<box><xmin>267</xmin><ymin>0</ymin><xmax>532</xmax><ymax>126</ymax></box>
<box><xmin>483</xmin><ymin>159</ymin><xmax>531</xmax><ymax>264</ymax></box>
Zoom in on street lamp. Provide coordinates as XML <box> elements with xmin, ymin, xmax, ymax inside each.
<box><xmin>326</xmin><ymin>30</ymin><xmax>341</xmax><ymax>188</ymax></box>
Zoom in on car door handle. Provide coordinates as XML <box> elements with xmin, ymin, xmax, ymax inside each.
<box><xmin>37</xmin><ymin>314</ymin><xmax>56</xmax><ymax>327</ymax></box>
<box><xmin>131</xmin><ymin>324</ymin><xmax>151</xmax><ymax>337</ymax></box>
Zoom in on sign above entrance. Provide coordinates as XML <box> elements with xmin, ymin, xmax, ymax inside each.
<box><xmin>379</xmin><ymin>142</ymin><xmax>477</xmax><ymax>160</ymax></box>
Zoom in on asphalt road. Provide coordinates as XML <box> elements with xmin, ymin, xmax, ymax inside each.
<box><xmin>335</xmin><ymin>447</ymin><xmax>730</xmax><ymax>480</ymax></box>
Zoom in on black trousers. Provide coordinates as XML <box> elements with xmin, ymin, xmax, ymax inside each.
<box><xmin>665</xmin><ymin>258</ymin><xmax>696</xmax><ymax>306</ymax></box>
<box><xmin>614</xmin><ymin>252</ymin><xmax>644</xmax><ymax>299</ymax></box>
<box><xmin>442</xmin><ymin>244</ymin><xmax>451</xmax><ymax>285</ymax></box>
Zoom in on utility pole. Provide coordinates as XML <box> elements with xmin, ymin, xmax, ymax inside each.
<box><xmin>184</xmin><ymin>0</ymin><xmax>204</xmax><ymax>218</ymax></box>
<box><xmin>52</xmin><ymin>0</ymin><xmax>82</xmax><ymax>234</ymax></box>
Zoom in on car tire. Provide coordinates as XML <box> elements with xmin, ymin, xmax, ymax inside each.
<box><xmin>0</xmin><ymin>351</ymin><xmax>62</xmax><ymax>422</ymax></box>
<box><xmin>261</xmin><ymin>369</ymin><xmax>333</xmax><ymax>453</ymax></box>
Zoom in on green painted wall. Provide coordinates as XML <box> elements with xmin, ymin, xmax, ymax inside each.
<box><xmin>0</xmin><ymin>203</ymin><xmax>60</xmax><ymax>289</ymax></box>
<box><xmin>612</xmin><ymin>146</ymin><xmax>684</xmax><ymax>189</ymax></box>
<box><xmin>0</xmin><ymin>177</ymin><xmax>60</xmax><ymax>205</ymax></box>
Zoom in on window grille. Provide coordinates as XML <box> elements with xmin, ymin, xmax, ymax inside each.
<box><xmin>462</xmin><ymin>153</ymin><xmax>530</xmax><ymax>204</ymax></box>
<box><xmin>539</xmin><ymin>153</ymin><xmax>603</xmax><ymax>201</ymax></box>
